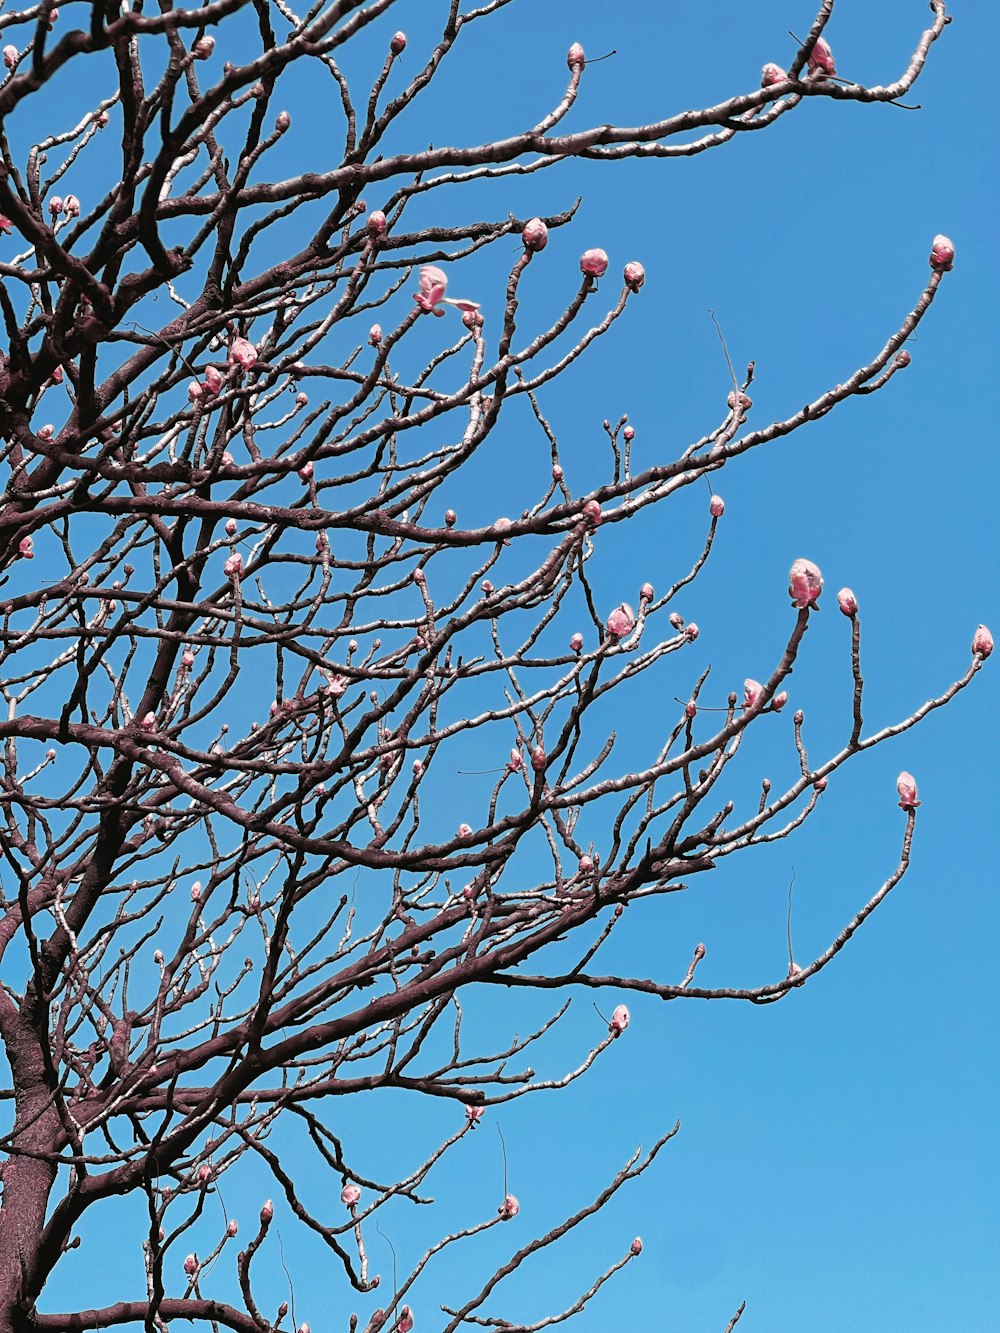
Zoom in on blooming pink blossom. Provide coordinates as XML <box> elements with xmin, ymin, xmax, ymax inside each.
<box><xmin>580</xmin><ymin>248</ymin><xmax>608</xmax><ymax>278</ymax></box>
<box><xmin>709</xmin><ymin>494</ymin><xmax>725</xmax><ymax>517</ymax></box>
<box><xmin>340</xmin><ymin>1183</ymin><xmax>361</xmax><ymax>1207</ymax></box>
<box><xmin>788</xmin><ymin>557</ymin><xmax>823</xmax><ymax>609</ymax></box>
<box><xmin>582</xmin><ymin>499</ymin><xmax>602</xmax><ymax>526</ymax></box>
<box><xmin>743</xmin><ymin>679</ymin><xmax>762</xmax><ymax>710</ymax></box>
<box><xmin>929</xmin><ymin>234</ymin><xmax>955</xmax><ymax>271</ymax></box>
<box><xmin>631</xmin><ymin>1237</ymin><xmax>643</xmax><ymax>1255</ymax></box>
<box><xmin>606</xmin><ymin>603</ymin><xmax>635</xmax><ymax>639</ymax></box>
<box><xmin>522</xmin><ymin>217</ymin><xmax>548</xmax><ymax>251</ymax></box>
<box><xmin>228</xmin><ymin>337</ymin><xmax>257</xmax><ymax>371</ymax></box>
<box><xmin>465</xmin><ymin>1104</ymin><xmax>484</xmax><ymax>1123</ymax></box>
<box><xmin>260</xmin><ymin>1199</ymin><xmax>273</xmax><ymax>1223</ymax></box>
<box><xmin>18</xmin><ymin>536</ymin><xmax>33</xmax><ymax>559</ymax></box>
<box><xmin>531</xmin><ymin>745</ymin><xmax>546</xmax><ymax>772</ymax></box>
<box><xmin>498</xmin><ymin>1194</ymin><xmax>519</xmax><ymax>1220</ymax></box>
<box><xmin>639</xmin><ymin>582</ymin><xmax>654</xmax><ymax>602</ymax></box>
<box><xmin>623</xmin><ymin>261</ymin><xmax>645</xmax><ymax>292</ymax></box>
<box><xmin>567</xmin><ymin>42</ymin><xmax>585</xmax><ymax>68</ymax></box>
<box><xmin>415</xmin><ymin>264</ymin><xmax>447</xmax><ymax>312</ymax></box>
<box><xmin>204</xmin><ymin>365</ymin><xmax>223</xmax><ymax>394</ymax></box>
<box><xmin>570</xmin><ymin>632</ymin><xmax>584</xmax><ymax>653</ymax></box>
<box><xmin>609</xmin><ymin>1004</ymin><xmax>630</xmax><ymax>1035</ymax></box>
<box><xmin>896</xmin><ymin>771</ymin><xmax>920</xmax><ymax>809</ymax></box>
<box><xmin>367</xmin><ymin>210</ymin><xmax>387</xmax><ymax>238</ymax></box>
<box><xmin>390</xmin><ymin>31</ymin><xmax>406</xmax><ymax>53</ymax></box>
<box><xmin>807</xmin><ymin>36</ymin><xmax>836</xmax><ymax>77</ymax></box>
<box><xmin>837</xmin><ymin>587</ymin><xmax>858</xmax><ymax>617</ymax></box>
<box><xmin>761</xmin><ymin>62</ymin><xmax>787</xmax><ymax>87</ymax></box>
<box><xmin>972</xmin><ymin>624</ymin><xmax>993</xmax><ymax>659</ymax></box>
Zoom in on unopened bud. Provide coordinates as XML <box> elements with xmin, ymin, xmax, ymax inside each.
<box><xmin>522</xmin><ymin>217</ymin><xmax>548</xmax><ymax>251</ymax></box>
<box><xmin>580</xmin><ymin>248</ymin><xmax>608</xmax><ymax>278</ymax></box>
<box><xmin>623</xmin><ymin>261</ymin><xmax>644</xmax><ymax>292</ymax></box>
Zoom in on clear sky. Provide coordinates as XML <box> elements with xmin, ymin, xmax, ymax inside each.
<box><xmin>15</xmin><ymin>2</ymin><xmax>997</xmax><ymax>1330</ymax></box>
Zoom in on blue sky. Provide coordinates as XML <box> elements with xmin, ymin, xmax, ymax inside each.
<box><xmin>14</xmin><ymin>2</ymin><xmax>997</xmax><ymax>1330</ymax></box>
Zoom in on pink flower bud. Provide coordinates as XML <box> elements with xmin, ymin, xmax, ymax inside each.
<box><xmin>631</xmin><ymin>1237</ymin><xmax>643</xmax><ymax>1256</ymax></box>
<box><xmin>204</xmin><ymin>365</ymin><xmax>223</xmax><ymax>394</ymax></box>
<box><xmin>198</xmin><ymin>1163</ymin><xmax>212</xmax><ymax>1182</ymax></box>
<box><xmin>190</xmin><ymin>880</ymin><xmax>201</xmax><ymax>900</ymax></box>
<box><xmin>837</xmin><ymin>587</ymin><xmax>858</xmax><ymax>617</ymax></box>
<box><xmin>580</xmin><ymin>248</ymin><xmax>608</xmax><ymax>278</ymax></box>
<box><xmin>606</xmin><ymin>603</ymin><xmax>636</xmax><ymax>639</ymax></box>
<box><xmin>63</xmin><ymin>194</ymin><xmax>80</xmax><ymax>218</ymax></box>
<box><xmin>182</xmin><ymin>650</ymin><xmax>195</xmax><ymax>667</ymax></box>
<box><xmin>623</xmin><ymin>261</ymin><xmax>645</xmax><ymax>292</ymax></box>
<box><xmin>141</xmin><ymin>712</ymin><xmax>157</xmax><ymax>731</ymax></box>
<box><xmin>609</xmin><ymin>1004</ymin><xmax>630</xmax><ymax>1035</ymax></box>
<box><xmin>896</xmin><ymin>771</ymin><xmax>920</xmax><ymax>809</ymax></box>
<box><xmin>567</xmin><ymin>42</ymin><xmax>585</xmax><ymax>68</ymax></box>
<box><xmin>772</xmin><ymin>691</ymin><xmax>788</xmax><ymax>711</ymax></box>
<box><xmin>685</xmin><ymin>622</ymin><xmax>700</xmax><ymax>640</ymax></box>
<box><xmin>813</xmin><ymin>776</ymin><xmax>827</xmax><ymax>793</ymax></box>
<box><xmin>3</xmin><ymin>45</ymin><xmax>18</xmax><ymax>70</ymax></box>
<box><xmin>413</xmin><ymin>759</ymin><xmax>424</xmax><ymax>776</ymax></box>
<box><xmin>465</xmin><ymin>1104</ymin><xmax>484</xmax><ymax>1122</ymax></box>
<box><xmin>531</xmin><ymin>745</ymin><xmax>546</xmax><ymax>772</ymax></box>
<box><xmin>623</xmin><ymin>425</ymin><xmax>635</xmax><ymax>441</ymax></box>
<box><xmin>299</xmin><ymin>461</ymin><xmax>314</xmax><ymax>481</ymax></box>
<box><xmin>788</xmin><ymin>558</ymin><xmax>823</xmax><ymax>609</ymax></box>
<box><xmin>669</xmin><ymin>612</ymin><xmax>684</xmax><ymax>630</ymax></box>
<box><xmin>193</xmin><ymin>35</ymin><xmax>214</xmax><ymax>59</ymax></box>
<box><xmin>296</xmin><ymin>391</ymin><xmax>308</xmax><ymax>406</ymax></box>
<box><xmin>398</xmin><ymin>1311</ymin><xmax>414</xmax><ymax>1333</ymax></box>
<box><xmin>38</xmin><ymin>424</ymin><xmax>54</xmax><ymax>440</ymax></box>
<box><xmin>761</xmin><ymin>62</ymin><xmax>787</xmax><ymax>87</ymax></box>
<box><xmin>972</xmin><ymin>624</ymin><xmax>993</xmax><ymax>659</ymax></box>
<box><xmin>727</xmin><ymin>391</ymin><xmax>751</xmax><ymax>412</ymax></box>
<box><xmin>390</xmin><ymin>31</ymin><xmax>406</xmax><ymax>53</ymax></box>
<box><xmin>184</xmin><ymin>1255</ymin><xmax>198</xmax><ymax>1276</ymax></box>
<box><xmin>457</xmin><ymin>823</ymin><xmax>473</xmax><ymax>839</ymax></box>
<box><xmin>415</xmin><ymin>264</ymin><xmax>448</xmax><ymax>311</ymax></box>
<box><xmin>929</xmin><ymin>233</ymin><xmax>955</xmax><ymax>271</ymax></box>
<box><xmin>260</xmin><ymin>1199</ymin><xmax>274</xmax><ymax>1223</ymax></box>
<box><xmin>367</xmin><ymin>210</ymin><xmax>387</xmax><ymax>238</ymax></box>
<box><xmin>228</xmin><ymin>336</ymin><xmax>257</xmax><ymax>371</ymax></box>
<box><xmin>570</xmin><ymin>632</ymin><xmax>584</xmax><ymax>653</ymax></box>
<box><xmin>442</xmin><ymin>508</ymin><xmax>457</xmax><ymax>528</ymax></box>
<box><xmin>807</xmin><ymin>36</ymin><xmax>835</xmax><ymax>77</ymax></box>
<box><xmin>225</xmin><ymin>518</ymin><xmax>238</xmax><ymax>536</ymax></box>
<box><xmin>224</xmin><ymin>552</ymin><xmax>243</xmax><ymax>580</ymax></box>
<box><xmin>49</xmin><ymin>196</ymin><xmax>63</xmax><ymax>217</ymax></box>
<box><xmin>154</xmin><ymin>948</ymin><xmax>164</xmax><ymax>964</ymax></box>
<box><xmin>522</xmin><ymin>217</ymin><xmax>548</xmax><ymax>251</ymax></box>
<box><xmin>508</xmin><ymin>748</ymin><xmax>522</xmax><ymax>771</ymax></box>
<box><xmin>743</xmin><ymin>679</ymin><xmax>762</xmax><ymax>710</ymax></box>
<box><xmin>639</xmin><ymin>582</ymin><xmax>654</xmax><ymax>602</ymax></box>
<box><xmin>227</xmin><ymin>1220</ymin><xmax>238</xmax><ymax>1236</ymax></box>
<box><xmin>552</xmin><ymin>463</ymin><xmax>564</xmax><ymax>480</ymax></box>
<box><xmin>340</xmin><ymin>1183</ymin><xmax>361</xmax><ymax>1207</ymax></box>
<box><xmin>0</xmin><ymin>215</ymin><xmax>12</xmax><ymax>234</ymax></box>
<box><xmin>187</xmin><ymin>381</ymin><xmax>203</xmax><ymax>401</ymax></box>
<box><xmin>709</xmin><ymin>495</ymin><xmax>725</xmax><ymax>517</ymax></box>
<box><xmin>18</xmin><ymin>536</ymin><xmax>33</xmax><ymax>559</ymax></box>
<box><xmin>369</xmin><ymin>323</ymin><xmax>382</xmax><ymax>346</ymax></box>
<box><xmin>498</xmin><ymin>1194</ymin><xmax>519</xmax><ymax>1220</ymax></box>
<box><xmin>894</xmin><ymin>349</ymin><xmax>911</xmax><ymax>368</ymax></box>
<box><xmin>582</xmin><ymin>499</ymin><xmax>602</xmax><ymax>526</ymax></box>
<box><xmin>481</xmin><ymin>580</ymin><xmax>493</xmax><ymax>595</ymax></box>
<box><xmin>684</xmin><ymin>700</ymin><xmax>697</xmax><ymax>718</ymax></box>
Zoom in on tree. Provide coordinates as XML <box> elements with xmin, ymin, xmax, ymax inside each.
<box><xmin>0</xmin><ymin>1</ymin><xmax>991</xmax><ymax>1330</ymax></box>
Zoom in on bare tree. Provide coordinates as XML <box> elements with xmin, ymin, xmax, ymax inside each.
<box><xmin>0</xmin><ymin>2</ymin><xmax>990</xmax><ymax>1331</ymax></box>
